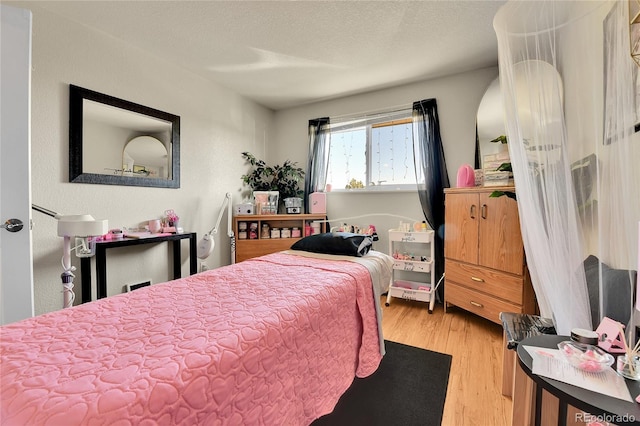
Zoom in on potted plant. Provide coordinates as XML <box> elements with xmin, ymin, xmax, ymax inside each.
<box><xmin>241</xmin><ymin>152</ymin><xmax>305</xmax><ymax>213</ymax></box>
<box><xmin>488</xmin><ymin>135</ymin><xmax>516</xmax><ymax>200</ymax></box>
<box><xmin>490</xmin><ymin>135</ymin><xmax>511</xmax><ymax>172</ymax></box>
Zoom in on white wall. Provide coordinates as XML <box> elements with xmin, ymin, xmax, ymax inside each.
<box><xmin>272</xmin><ymin>67</ymin><xmax>498</xmax><ymax>253</ymax></box>
<box><xmin>16</xmin><ymin>3</ymin><xmax>275</xmax><ymax>315</ymax></box>
<box><xmin>14</xmin><ymin>1</ymin><xmax>498</xmax><ymax>315</ymax></box>
<box><xmin>83</xmin><ymin>120</ymin><xmax>132</xmax><ymax>175</ymax></box>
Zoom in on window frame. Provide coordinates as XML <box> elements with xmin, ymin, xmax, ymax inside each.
<box><xmin>327</xmin><ymin>116</ymin><xmax>417</xmax><ymax>192</ymax></box>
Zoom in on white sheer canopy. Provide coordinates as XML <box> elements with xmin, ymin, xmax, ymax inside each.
<box><xmin>494</xmin><ymin>1</ymin><xmax>640</xmax><ymax>335</ymax></box>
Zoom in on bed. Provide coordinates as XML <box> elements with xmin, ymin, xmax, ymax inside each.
<box><xmin>0</xmin><ymin>247</ymin><xmax>392</xmax><ymax>425</ymax></box>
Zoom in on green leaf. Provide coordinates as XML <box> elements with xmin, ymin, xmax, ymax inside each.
<box><xmin>496</xmin><ymin>162</ymin><xmax>512</xmax><ymax>172</ymax></box>
<box><xmin>489</xmin><ymin>190</ymin><xmax>517</xmax><ymax>201</ymax></box>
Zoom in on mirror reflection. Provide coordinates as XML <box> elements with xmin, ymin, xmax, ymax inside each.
<box><xmin>69</xmin><ymin>85</ymin><xmax>180</xmax><ymax>188</ymax></box>
<box><xmin>476</xmin><ymin>76</ymin><xmax>505</xmax><ymax>169</ymax></box>
<box><xmin>123</xmin><ymin>136</ymin><xmax>169</xmax><ymax>178</ymax></box>
<box><xmin>476</xmin><ymin>64</ymin><xmax>564</xmax><ymax>171</ymax></box>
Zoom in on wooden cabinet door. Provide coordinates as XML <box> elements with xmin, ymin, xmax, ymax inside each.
<box><xmin>444</xmin><ymin>192</ymin><xmax>479</xmax><ymax>264</ymax></box>
<box><xmin>478</xmin><ymin>192</ymin><xmax>524</xmax><ymax>275</ymax></box>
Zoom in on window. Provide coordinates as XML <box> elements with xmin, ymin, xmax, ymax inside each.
<box><xmin>326</xmin><ymin>116</ymin><xmax>416</xmax><ymax>191</ymax></box>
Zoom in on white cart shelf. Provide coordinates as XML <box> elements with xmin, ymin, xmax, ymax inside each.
<box><xmin>385</xmin><ymin>229</ymin><xmax>436</xmax><ymax>313</ymax></box>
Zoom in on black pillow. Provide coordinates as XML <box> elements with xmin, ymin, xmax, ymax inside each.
<box><xmin>290</xmin><ymin>232</ymin><xmax>373</xmax><ymax>257</ymax></box>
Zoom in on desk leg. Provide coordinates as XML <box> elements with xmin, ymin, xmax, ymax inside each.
<box><xmin>96</xmin><ymin>246</ymin><xmax>107</xmax><ymax>299</ymax></box>
<box><xmin>80</xmin><ymin>257</ymin><xmax>92</xmax><ymax>303</ymax></box>
<box><xmin>535</xmin><ymin>385</ymin><xmax>543</xmax><ymax>426</ymax></box>
<box><xmin>189</xmin><ymin>234</ymin><xmax>197</xmax><ymax>275</ymax></box>
<box><xmin>557</xmin><ymin>400</ymin><xmax>567</xmax><ymax>426</ymax></box>
<box><xmin>172</xmin><ymin>240</ymin><xmax>181</xmax><ymax>279</ymax></box>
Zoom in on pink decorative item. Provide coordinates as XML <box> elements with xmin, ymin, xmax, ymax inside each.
<box><xmin>557</xmin><ymin>340</ymin><xmax>614</xmax><ymax>373</ymax></box>
<box><xmin>394</xmin><ymin>280</ymin><xmax>414</xmax><ymax>289</ymax></box>
<box><xmin>311</xmin><ymin>222</ymin><xmax>321</xmax><ymax>235</ymax></box>
<box><xmin>149</xmin><ymin>219</ymin><xmax>161</xmax><ymax>233</ymax></box>
<box><xmin>456</xmin><ymin>164</ymin><xmax>475</xmax><ymax>188</ymax></box>
<box><xmin>109</xmin><ymin>229</ymin><xmax>124</xmax><ymax>240</ymax></box>
<box><xmin>595</xmin><ymin>317</ymin><xmax>626</xmax><ymax>353</ymax></box>
<box><xmin>164</xmin><ymin>209</ymin><xmax>179</xmax><ymax>226</ymax></box>
<box><xmin>309</xmin><ymin>192</ymin><xmax>326</xmax><ymax>214</ymax></box>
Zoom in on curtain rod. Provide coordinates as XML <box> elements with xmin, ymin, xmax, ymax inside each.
<box><xmin>328</xmin><ymin>104</ymin><xmax>413</xmax><ymax>123</ymax></box>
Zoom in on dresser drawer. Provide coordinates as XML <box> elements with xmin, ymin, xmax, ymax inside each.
<box><xmin>445</xmin><ymin>282</ymin><xmax>522</xmax><ymax>324</ymax></box>
<box><xmin>445</xmin><ymin>259</ymin><xmax>524</xmax><ymax>305</ymax></box>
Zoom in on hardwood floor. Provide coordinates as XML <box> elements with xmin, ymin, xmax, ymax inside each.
<box><xmin>381</xmin><ymin>297</ymin><xmax>512</xmax><ymax>425</ymax></box>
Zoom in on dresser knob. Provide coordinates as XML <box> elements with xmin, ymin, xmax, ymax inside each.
<box><xmin>470</xmin><ymin>301</ymin><xmax>484</xmax><ymax>308</ymax></box>
<box><xmin>471</xmin><ymin>276</ymin><xmax>484</xmax><ymax>282</ymax></box>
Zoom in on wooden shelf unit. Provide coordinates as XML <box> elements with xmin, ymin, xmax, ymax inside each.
<box><xmin>385</xmin><ymin>229</ymin><xmax>436</xmax><ymax>313</ymax></box>
<box><xmin>233</xmin><ymin>214</ymin><xmax>326</xmax><ymax>262</ymax></box>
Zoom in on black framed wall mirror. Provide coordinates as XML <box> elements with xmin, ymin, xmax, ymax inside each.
<box><xmin>69</xmin><ymin>85</ymin><xmax>180</xmax><ymax>188</ymax></box>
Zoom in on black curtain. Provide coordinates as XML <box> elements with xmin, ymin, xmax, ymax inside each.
<box><xmin>412</xmin><ymin>99</ymin><xmax>450</xmax><ymax>299</ymax></box>
<box><xmin>304</xmin><ymin>117</ymin><xmax>331</xmax><ymax>213</ymax></box>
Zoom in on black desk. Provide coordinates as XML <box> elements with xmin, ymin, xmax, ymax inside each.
<box><xmin>80</xmin><ymin>233</ymin><xmax>198</xmax><ymax>302</ymax></box>
<box><xmin>517</xmin><ymin>335</ymin><xmax>640</xmax><ymax>425</ymax></box>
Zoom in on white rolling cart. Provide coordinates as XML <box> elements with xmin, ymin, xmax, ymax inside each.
<box><xmin>385</xmin><ymin>229</ymin><xmax>437</xmax><ymax>313</ymax></box>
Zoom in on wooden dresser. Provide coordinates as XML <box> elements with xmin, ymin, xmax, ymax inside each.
<box><xmin>443</xmin><ymin>186</ymin><xmax>536</xmax><ymax>324</ymax></box>
<box><xmin>233</xmin><ymin>214</ymin><xmax>326</xmax><ymax>262</ymax></box>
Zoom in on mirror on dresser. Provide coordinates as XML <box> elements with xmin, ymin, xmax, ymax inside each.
<box><xmin>476</xmin><ymin>76</ymin><xmax>506</xmax><ymax>171</ymax></box>
<box><xmin>69</xmin><ymin>85</ymin><xmax>180</xmax><ymax>188</ymax></box>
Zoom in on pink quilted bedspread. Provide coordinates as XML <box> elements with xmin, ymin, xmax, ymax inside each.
<box><xmin>0</xmin><ymin>252</ymin><xmax>382</xmax><ymax>425</ymax></box>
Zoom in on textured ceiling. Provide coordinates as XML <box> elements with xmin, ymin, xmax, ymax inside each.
<box><xmin>37</xmin><ymin>0</ymin><xmax>506</xmax><ymax>110</ymax></box>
